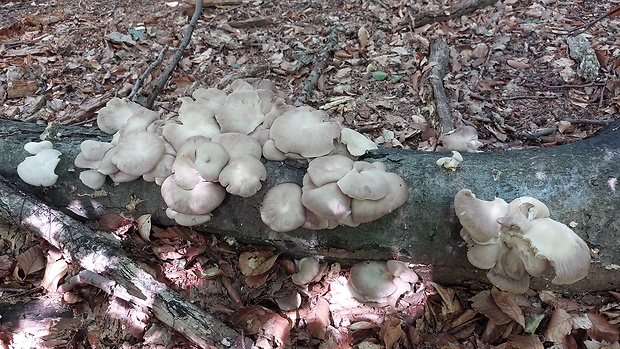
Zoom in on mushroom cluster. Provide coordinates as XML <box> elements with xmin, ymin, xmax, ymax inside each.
<box><xmin>73</xmin><ymin>79</ymin><xmax>405</xmax><ymax>228</ymax></box>
<box><xmin>259</xmin><ymin>154</ymin><xmax>409</xmax><ymax>232</ymax></box>
<box><xmin>347</xmin><ymin>260</ymin><xmax>419</xmax><ymax>306</ymax></box>
<box><xmin>17</xmin><ymin>140</ymin><xmax>62</xmax><ymax>187</ymax></box>
<box><xmin>454</xmin><ymin>189</ymin><xmax>591</xmax><ymax>293</ymax></box>
<box><xmin>437</xmin><ymin>125</ymin><xmax>483</xmax><ymax>153</ymax></box>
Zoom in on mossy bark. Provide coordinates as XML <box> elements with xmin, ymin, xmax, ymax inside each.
<box><xmin>1</xmin><ymin>119</ymin><xmax>618</xmax><ymax>292</ymax></box>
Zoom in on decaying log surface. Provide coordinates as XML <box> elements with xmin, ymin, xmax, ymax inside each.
<box><xmin>0</xmin><ymin>118</ymin><xmax>619</xmax><ymax>292</ymax></box>
<box><xmin>0</xmin><ymin>175</ymin><xmax>253</xmax><ymax>349</ymax></box>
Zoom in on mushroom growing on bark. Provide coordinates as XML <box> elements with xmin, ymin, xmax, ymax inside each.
<box><xmin>453</xmin><ymin>189</ymin><xmax>591</xmax><ymax>293</ymax></box>
<box><xmin>348</xmin><ymin>260</ymin><xmax>418</xmax><ymax>306</ymax></box>
<box><xmin>260</xmin><ymin>183</ymin><xmax>306</xmax><ymax>232</ymax></box>
<box><xmin>17</xmin><ymin>141</ymin><xmax>62</xmax><ymax>187</ymax></box>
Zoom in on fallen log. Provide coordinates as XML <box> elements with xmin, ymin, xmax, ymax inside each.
<box><xmin>0</xmin><ymin>118</ymin><xmax>619</xmax><ymax>292</ymax></box>
<box><xmin>0</xmin><ymin>174</ymin><xmax>253</xmax><ymax>349</ymax></box>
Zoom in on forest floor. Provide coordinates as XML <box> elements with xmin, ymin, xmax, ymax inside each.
<box><xmin>1</xmin><ymin>0</ymin><xmax>620</xmax><ymax>348</ymax></box>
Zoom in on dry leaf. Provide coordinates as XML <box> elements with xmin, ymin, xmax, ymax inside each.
<box><xmin>569</xmin><ymin>89</ymin><xmax>589</xmax><ymax>108</ymax></box>
<box><xmin>491</xmin><ymin>287</ymin><xmax>525</xmax><ymax>326</ymax></box>
<box><xmin>587</xmin><ymin>312</ymin><xmax>620</xmax><ymax>343</ymax></box>
<box><xmin>307</xmin><ymin>297</ymin><xmax>331</xmax><ymax>340</ymax></box>
<box><xmin>40</xmin><ymin>256</ymin><xmax>68</xmax><ymax>293</ymax></box>
<box><xmin>471</xmin><ymin>290</ymin><xmax>513</xmax><ymax>325</ymax></box>
<box><xmin>432</xmin><ymin>282</ymin><xmax>461</xmax><ymax>315</ymax></box>
<box><xmin>381</xmin><ymin>318</ymin><xmax>408</xmax><ymax>349</ymax></box>
<box><xmin>507</xmin><ymin>59</ymin><xmax>530</xmax><ymax>69</ymax></box>
<box><xmin>508</xmin><ymin>334</ymin><xmax>544</xmax><ymax>349</ymax></box>
<box><xmin>238</xmin><ymin>250</ymin><xmax>279</xmax><ymax>276</ymax></box>
<box><xmin>544</xmin><ymin>308</ymin><xmax>573</xmax><ymax>343</ymax></box>
<box><xmin>15</xmin><ymin>245</ymin><xmax>46</xmax><ymax>279</ymax></box>
<box><xmin>137</xmin><ymin>214</ymin><xmax>152</xmax><ymax>241</ymax></box>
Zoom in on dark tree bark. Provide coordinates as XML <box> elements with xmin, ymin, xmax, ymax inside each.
<box><xmin>0</xmin><ymin>119</ymin><xmax>619</xmax><ymax>292</ymax></box>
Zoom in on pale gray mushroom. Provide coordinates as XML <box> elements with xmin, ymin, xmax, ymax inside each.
<box><xmin>269</xmin><ymin>106</ymin><xmax>342</xmax><ymax>158</ymax></box>
<box><xmin>260</xmin><ymin>183</ymin><xmax>306</xmax><ymax>232</ymax></box>
<box><xmin>291</xmin><ymin>257</ymin><xmax>321</xmax><ymax>286</ymax></box>
<box><xmin>339</xmin><ymin>128</ymin><xmax>378</xmax><ymax>157</ymax></box>
<box><xmin>17</xmin><ymin>142</ymin><xmax>61</xmax><ymax>187</ymax></box>
<box><xmin>437</xmin><ymin>125</ymin><xmax>483</xmax><ymax>153</ymax></box>
<box><xmin>336</xmin><ymin>161</ymin><xmax>390</xmax><ymax>200</ymax></box>
<box><xmin>215</xmin><ymin>90</ymin><xmax>266</xmax><ymax>134</ymax></box>
<box><xmin>110</xmin><ymin>131</ymin><xmax>166</xmax><ymax>177</ymax></box>
<box><xmin>218</xmin><ymin>155</ymin><xmax>267</xmax><ymax>197</ymax></box>
<box><xmin>306</xmin><ymin>154</ymin><xmax>354</xmax><ymax>186</ymax></box>
<box><xmin>96</xmin><ymin>97</ymin><xmax>145</xmax><ymax>134</ymax></box>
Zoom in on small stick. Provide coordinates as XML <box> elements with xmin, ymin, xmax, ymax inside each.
<box><xmin>146</xmin><ymin>0</ymin><xmax>204</xmax><ymax>109</ymax></box>
<box><xmin>563</xmin><ymin>118</ymin><xmax>613</xmax><ymax>126</ymax></box>
<box><xmin>129</xmin><ymin>45</ymin><xmax>169</xmax><ymax>101</ymax></box>
<box><xmin>568</xmin><ymin>5</ymin><xmax>620</xmax><ymax>35</ymax></box>
<box><xmin>293</xmin><ymin>28</ymin><xmax>338</xmax><ymax>107</ymax></box>
<box><xmin>420</xmin><ymin>39</ymin><xmax>452</xmax><ymax>134</ymax></box>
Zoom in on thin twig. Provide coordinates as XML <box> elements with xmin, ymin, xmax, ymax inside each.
<box><xmin>500</xmin><ymin>94</ymin><xmax>559</xmax><ymax>101</ymax></box>
<box><xmin>293</xmin><ymin>28</ymin><xmax>338</xmax><ymax>107</ymax></box>
<box><xmin>129</xmin><ymin>45</ymin><xmax>169</xmax><ymax>101</ymax></box>
<box><xmin>568</xmin><ymin>5</ymin><xmax>620</xmax><ymax>35</ymax></box>
<box><xmin>146</xmin><ymin>0</ymin><xmax>204</xmax><ymax>109</ymax></box>
<box><xmin>563</xmin><ymin>118</ymin><xmax>613</xmax><ymax>126</ymax></box>
<box><xmin>412</xmin><ymin>0</ymin><xmax>497</xmax><ymax>28</ymax></box>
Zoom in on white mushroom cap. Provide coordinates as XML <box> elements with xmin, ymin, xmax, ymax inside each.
<box><xmin>438</xmin><ymin>125</ymin><xmax>483</xmax><ymax>153</ymax></box>
<box><xmin>486</xmin><ymin>248</ymin><xmax>530</xmax><ymax>294</ymax></box>
<box><xmin>215</xmin><ymin>90</ymin><xmax>265</xmax><ymax>134</ymax></box>
<box><xmin>260</xmin><ymin>183</ymin><xmax>306</xmax><ymax>232</ymax></box>
<box><xmin>291</xmin><ymin>257</ymin><xmax>320</xmax><ymax>286</ymax></box>
<box><xmin>194</xmin><ymin>141</ymin><xmax>230</xmax><ymax>182</ymax></box>
<box><xmin>350</xmin><ymin>172</ymin><xmax>409</xmax><ymax>224</ymax></box>
<box><xmin>24</xmin><ymin>140</ymin><xmax>53</xmax><ymax>154</ymax></box>
<box><xmin>162</xmin><ymin>120</ymin><xmax>221</xmax><ymax>151</ymax></box>
<box><xmin>166</xmin><ymin>207</ymin><xmax>213</xmax><ymax>226</ymax></box>
<box><xmin>211</xmin><ymin>133</ymin><xmax>262</xmax><ymax>159</ymax></box>
<box><xmin>349</xmin><ymin>261</ymin><xmax>397</xmax><ymax>303</ymax></box>
<box><xmin>307</xmin><ymin>155</ymin><xmax>354</xmax><ymax>186</ymax></box>
<box><xmin>465</xmin><ymin>241</ymin><xmax>502</xmax><ymax>269</ymax></box>
<box><xmin>161</xmin><ymin>175</ymin><xmax>226</xmax><ymax>215</ymax></box>
<box><xmin>262</xmin><ymin>139</ymin><xmax>287</xmax><ymax>161</ymax></box>
<box><xmin>339</xmin><ymin>128</ymin><xmax>378</xmax><ymax>157</ymax></box>
<box><xmin>96</xmin><ymin>97</ymin><xmax>145</xmax><ymax>134</ymax></box>
<box><xmin>386</xmin><ymin>260</ymin><xmax>418</xmax><ymax>284</ymax></box>
<box><xmin>17</xmin><ymin>148</ymin><xmax>61</xmax><ymax>186</ymax></box>
<box><xmin>218</xmin><ymin>155</ymin><xmax>267</xmax><ymax>197</ymax></box>
<box><xmin>301</xmin><ymin>182</ymin><xmax>352</xmax><ymax>221</ymax></box>
<box><xmin>192</xmin><ymin>87</ymin><xmax>228</xmax><ymax>112</ymax></box>
<box><xmin>336</xmin><ymin>161</ymin><xmax>390</xmax><ymax>200</ymax></box>
<box><xmin>79</xmin><ymin>140</ymin><xmax>114</xmax><ymax>161</ymax></box>
<box><xmin>111</xmin><ymin>131</ymin><xmax>165</xmax><ymax>176</ymax></box>
<box><xmin>453</xmin><ymin>189</ymin><xmax>508</xmax><ymax>244</ymax></box>
<box><xmin>507</xmin><ymin>196</ymin><xmax>550</xmax><ymax>220</ymax></box>
<box><xmin>514</xmin><ymin>218</ymin><xmax>590</xmax><ymax>284</ymax></box>
<box><xmin>269</xmin><ymin>106</ymin><xmax>342</xmax><ymax>158</ymax></box>
<box><xmin>118</xmin><ymin>108</ymin><xmax>160</xmax><ymax>136</ymax></box>
<box><xmin>79</xmin><ymin>169</ymin><xmax>107</xmax><ymax>190</ymax></box>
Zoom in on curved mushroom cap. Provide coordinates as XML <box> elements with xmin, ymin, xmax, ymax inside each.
<box><xmin>79</xmin><ymin>170</ymin><xmax>107</xmax><ymax>190</ymax></box>
<box><xmin>262</xmin><ymin>139</ymin><xmax>287</xmax><ymax>161</ymax></box>
<box><xmin>211</xmin><ymin>133</ymin><xmax>262</xmax><ymax>159</ymax></box>
<box><xmin>502</xmin><ymin>233</ymin><xmax>553</xmax><ymax>278</ymax></box>
<box><xmin>144</xmin><ymin>153</ymin><xmax>175</xmax><ymax>182</ymax></box>
<box><xmin>24</xmin><ymin>140</ymin><xmax>53</xmax><ymax>154</ymax></box>
<box><xmin>161</xmin><ymin>175</ymin><xmax>226</xmax><ymax>215</ymax></box>
<box><xmin>194</xmin><ymin>141</ymin><xmax>230</xmax><ymax>182</ymax></box>
<box><xmin>17</xmin><ymin>148</ymin><xmax>61</xmax><ymax>187</ymax></box>
<box><xmin>386</xmin><ymin>260</ymin><xmax>418</xmax><ymax>284</ymax></box>
<box><xmin>260</xmin><ymin>183</ymin><xmax>306</xmax><ymax>232</ymax></box>
<box><xmin>307</xmin><ymin>155</ymin><xmax>354</xmax><ymax>186</ymax></box>
<box><xmin>301</xmin><ymin>182</ymin><xmax>352</xmax><ymax>221</ymax></box>
<box><xmin>350</xmin><ymin>172</ymin><xmax>409</xmax><ymax>224</ymax></box>
<box><xmin>192</xmin><ymin>87</ymin><xmax>227</xmax><ymax>113</ymax></box>
<box><xmin>79</xmin><ymin>140</ymin><xmax>115</xmax><ymax>161</ymax></box>
<box><xmin>166</xmin><ymin>207</ymin><xmax>213</xmax><ymax>227</ymax></box>
<box><xmin>486</xmin><ymin>248</ymin><xmax>530</xmax><ymax>294</ymax></box>
<box><xmin>177</xmin><ymin>96</ymin><xmax>219</xmax><ymax>126</ymax></box>
<box><xmin>118</xmin><ymin>108</ymin><xmax>160</xmax><ymax>136</ymax></box>
<box><xmin>507</xmin><ymin>196</ymin><xmax>550</xmax><ymax>220</ymax></box>
<box><xmin>519</xmin><ymin>218</ymin><xmax>591</xmax><ymax>285</ymax></box>
<box><xmin>339</xmin><ymin>128</ymin><xmax>378</xmax><ymax>157</ymax></box>
<box><xmin>291</xmin><ymin>256</ymin><xmax>320</xmax><ymax>286</ymax></box>
<box><xmin>97</xmin><ymin>97</ymin><xmax>145</xmax><ymax>134</ymax></box>
<box><xmin>454</xmin><ymin>189</ymin><xmax>508</xmax><ymax>244</ymax></box>
<box><xmin>111</xmin><ymin>131</ymin><xmax>166</xmax><ymax>176</ymax></box>
<box><xmin>269</xmin><ymin>106</ymin><xmax>342</xmax><ymax>158</ymax></box>
<box><xmin>438</xmin><ymin>125</ymin><xmax>483</xmax><ymax>153</ymax></box>
<box><xmin>215</xmin><ymin>90</ymin><xmax>265</xmax><ymax>134</ymax></box>
<box><xmin>465</xmin><ymin>242</ymin><xmax>502</xmax><ymax>270</ymax></box>
<box><xmin>337</xmin><ymin>161</ymin><xmax>390</xmax><ymax>200</ymax></box>
<box><xmin>349</xmin><ymin>261</ymin><xmax>397</xmax><ymax>302</ymax></box>
<box><xmin>218</xmin><ymin>155</ymin><xmax>267</xmax><ymax>197</ymax></box>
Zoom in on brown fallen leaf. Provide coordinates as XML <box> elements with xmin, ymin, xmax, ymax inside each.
<box><xmin>507</xmin><ymin>59</ymin><xmax>530</xmax><ymax>69</ymax></box>
<box><xmin>15</xmin><ymin>245</ymin><xmax>46</xmax><ymax>280</ymax></box>
<box><xmin>381</xmin><ymin>318</ymin><xmax>409</xmax><ymax>349</ymax></box>
<box><xmin>471</xmin><ymin>290</ymin><xmax>513</xmax><ymax>325</ymax></box>
<box><xmin>544</xmin><ymin>308</ymin><xmax>573</xmax><ymax>343</ymax></box>
<box><xmin>40</xmin><ymin>256</ymin><xmax>68</xmax><ymax>293</ymax></box>
<box><xmin>306</xmin><ymin>297</ymin><xmax>331</xmax><ymax>340</ymax></box>
<box><xmin>491</xmin><ymin>287</ymin><xmax>525</xmax><ymax>327</ymax></box>
<box><xmin>587</xmin><ymin>312</ymin><xmax>620</xmax><ymax>343</ymax></box>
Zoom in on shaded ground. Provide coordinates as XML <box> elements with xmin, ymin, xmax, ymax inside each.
<box><xmin>1</xmin><ymin>0</ymin><xmax>619</xmax><ymax>348</ymax></box>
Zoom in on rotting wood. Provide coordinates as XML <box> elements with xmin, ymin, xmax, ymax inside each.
<box><xmin>411</xmin><ymin>0</ymin><xmax>498</xmax><ymax>28</ymax></box>
<box><xmin>0</xmin><ymin>176</ymin><xmax>254</xmax><ymax>349</ymax></box>
<box><xmin>0</xmin><ymin>119</ymin><xmax>619</xmax><ymax>293</ymax></box>
<box><xmin>420</xmin><ymin>39</ymin><xmax>453</xmax><ymax>136</ymax></box>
